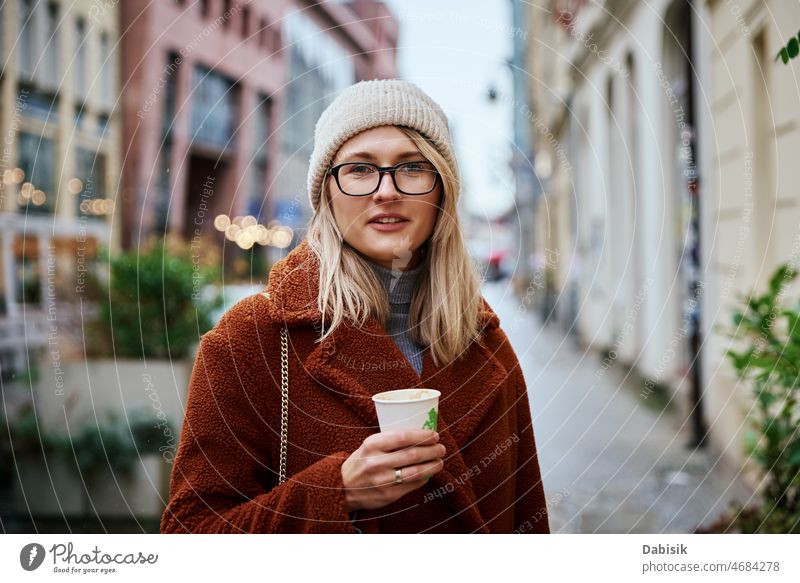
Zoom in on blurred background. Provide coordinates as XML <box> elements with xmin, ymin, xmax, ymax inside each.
<box><xmin>1</xmin><ymin>0</ymin><xmax>799</xmax><ymax>533</ymax></box>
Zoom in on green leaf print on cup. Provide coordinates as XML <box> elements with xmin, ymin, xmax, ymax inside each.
<box><xmin>422</xmin><ymin>407</ymin><xmax>438</xmax><ymax>431</ymax></box>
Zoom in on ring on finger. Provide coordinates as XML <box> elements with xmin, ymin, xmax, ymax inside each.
<box><xmin>394</xmin><ymin>467</ymin><xmax>403</xmax><ymax>485</ymax></box>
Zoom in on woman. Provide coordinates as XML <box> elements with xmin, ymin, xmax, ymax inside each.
<box><xmin>160</xmin><ymin>79</ymin><xmax>549</xmax><ymax>534</ymax></box>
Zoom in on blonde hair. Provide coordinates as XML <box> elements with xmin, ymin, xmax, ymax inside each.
<box><xmin>305</xmin><ymin>126</ymin><xmax>483</xmax><ymax>367</ymax></box>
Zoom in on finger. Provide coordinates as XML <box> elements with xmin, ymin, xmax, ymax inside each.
<box><xmin>379</xmin><ymin>458</ymin><xmax>444</xmax><ymax>487</ymax></box>
<box><xmin>399</xmin><ymin>459</ymin><xmax>445</xmax><ymax>483</ymax></box>
<box><xmin>365</xmin><ymin>429</ymin><xmax>439</xmax><ymax>453</ymax></box>
<box><xmin>373</xmin><ymin>443</ymin><xmax>446</xmax><ymax>470</ymax></box>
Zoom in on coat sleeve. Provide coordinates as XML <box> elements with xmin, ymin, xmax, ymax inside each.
<box><xmin>160</xmin><ymin>329</ymin><xmax>357</xmax><ymax>534</ymax></box>
<box><xmin>512</xmin><ymin>369</ymin><xmax>551</xmax><ymax>533</ymax></box>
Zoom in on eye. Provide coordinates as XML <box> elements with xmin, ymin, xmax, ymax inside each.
<box><xmin>399</xmin><ymin>161</ymin><xmax>434</xmax><ymax>174</ymax></box>
<box><xmin>345</xmin><ymin>164</ymin><xmax>375</xmax><ymax>175</ymax></box>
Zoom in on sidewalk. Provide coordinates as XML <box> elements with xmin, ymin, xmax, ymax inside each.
<box><xmin>483</xmin><ymin>280</ymin><xmax>754</xmax><ymax>533</ymax></box>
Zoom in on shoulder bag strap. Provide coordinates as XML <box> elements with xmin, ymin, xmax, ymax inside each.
<box><xmin>261</xmin><ymin>291</ymin><xmax>289</xmax><ymax>485</ymax></box>
<box><xmin>279</xmin><ymin>324</ymin><xmax>289</xmax><ymax>484</ymax></box>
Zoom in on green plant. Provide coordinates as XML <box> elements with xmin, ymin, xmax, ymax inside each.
<box><xmin>776</xmin><ymin>30</ymin><xmax>800</xmax><ymax>64</ymax></box>
<box><xmin>724</xmin><ymin>263</ymin><xmax>800</xmax><ymax>533</ymax></box>
<box><xmin>94</xmin><ymin>235</ymin><xmax>223</xmax><ymax>359</ymax></box>
<box><xmin>73</xmin><ymin>418</ymin><xmax>138</xmax><ymax>477</ymax></box>
<box><xmin>127</xmin><ymin>409</ymin><xmax>175</xmax><ymax>455</ymax></box>
<box><xmin>2</xmin><ymin>403</ymin><xmax>73</xmax><ymax>484</ymax></box>
<box><xmin>7</xmin><ymin>403</ymin><xmax>51</xmax><ymax>456</ymax></box>
<box><xmin>5</xmin><ymin>406</ymin><xmax>174</xmax><ymax>481</ymax></box>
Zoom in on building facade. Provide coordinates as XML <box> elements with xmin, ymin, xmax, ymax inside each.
<box><xmin>524</xmin><ymin>0</ymin><xmax>800</xmax><ymax>473</ymax></box>
<box><xmin>120</xmin><ymin>0</ymin><xmax>398</xmax><ymax>272</ymax></box>
<box><xmin>0</xmin><ymin>0</ymin><xmax>120</xmax><ymax>373</ymax></box>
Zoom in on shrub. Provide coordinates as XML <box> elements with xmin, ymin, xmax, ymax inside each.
<box><xmin>93</xmin><ymin>234</ymin><xmax>222</xmax><ymax>359</ymax></box>
<box><xmin>721</xmin><ymin>263</ymin><xmax>800</xmax><ymax>533</ymax></box>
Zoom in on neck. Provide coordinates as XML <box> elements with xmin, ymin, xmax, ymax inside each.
<box><xmin>362</xmin><ymin>244</ymin><xmax>425</xmax><ymax>271</ymax></box>
<box><xmin>366</xmin><ymin>258</ymin><xmax>423</xmax><ymax>304</ymax></box>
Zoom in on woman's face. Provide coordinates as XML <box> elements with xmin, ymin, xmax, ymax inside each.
<box><xmin>326</xmin><ymin>126</ymin><xmax>443</xmax><ymax>271</ymax></box>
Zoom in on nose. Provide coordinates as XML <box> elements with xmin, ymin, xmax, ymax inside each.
<box><xmin>372</xmin><ymin>170</ymin><xmax>402</xmax><ymax>202</ymax></box>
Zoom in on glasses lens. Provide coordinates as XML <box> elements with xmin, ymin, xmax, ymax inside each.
<box><xmin>336</xmin><ymin>162</ymin><xmax>437</xmax><ymax>195</ymax></box>
<box><xmin>338</xmin><ymin>163</ymin><xmax>379</xmax><ymax>195</ymax></box>
<box><xmin>395</xmin><ymin>161</ymin><xmax>437</xmax><ymax>194</ymax></box>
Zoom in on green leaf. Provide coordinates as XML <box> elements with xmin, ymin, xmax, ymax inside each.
<box><xmin>776</xmin><ymin>47</ymin><xmax>789</xmax><ymax>64</ymax></box>
<box><xmin>788</xmin><ymin>38</ymin><xmax>799</xmax><ymax>59</ymax></box>
<box><xmin>764</xmin><ymin>418</ymin><xmax>781</xmax><ymax>445</ymax></box>
<box><xmin>786</xmin><ymin>438</ymin><xmax>800</xmax><ymax>466</ymax></box>
<box><xmin>751</xmin><ymin>356</ymin><xmax>778</xmax><ymax>370</ymax></box>
<box><xmin>422</xmin><ymin>408</ymin><xmax>438</xmax><ymax>431</ymax></box>
<box><xmin>769</xmin><ymin>264</ymin><xmax>790</xmax><ymax>296</ymax></box>
<box><xmin>744</xmin><ymin>429</ymin><xmax>760</xmax><ymax>455</ymax></box>
<box><xmin>784</xmin><ymin>310</ymin><xmax>800</xmax><ymax>338</ymax></box>
<box><xmin>756</xmin><ymin>388</ymin><xmax>776</xmax><ymax>409</ymax></box>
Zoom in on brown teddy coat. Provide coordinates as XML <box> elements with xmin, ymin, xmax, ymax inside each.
<box><xmin>160</xmin><ymin>240</ymin><xmax>549</xmax><ymax>533</ymax></box>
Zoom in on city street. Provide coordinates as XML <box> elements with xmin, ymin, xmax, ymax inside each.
<box><xmin>483</xmin><ymin>281</ymin><xmax>754</xmax><ymax>534</ymax></box>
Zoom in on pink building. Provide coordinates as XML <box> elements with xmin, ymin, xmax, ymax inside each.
<box><xmin>120</xmin><ymin>0</ymin><xmax>398</xmax><ymax>260</ymax></box>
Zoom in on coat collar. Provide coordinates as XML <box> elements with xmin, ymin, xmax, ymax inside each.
<box><xmin>264</xmin><ymin>240</ymin><xmax>510</xmax><ymax>533</ymax></box>
<box><xmin>265</xmin><ymin>239</ymin><xmax>501</xmax><ymax>330</ymax></box>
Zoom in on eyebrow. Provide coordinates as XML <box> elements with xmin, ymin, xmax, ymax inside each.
<box><xmin>336</xmin><ymin>150</ymin><xmax>422</xmax><ymax>162</ymax></box>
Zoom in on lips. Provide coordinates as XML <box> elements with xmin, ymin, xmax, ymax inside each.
<box><xmin>368</xmin><ymin>213</ymin><xmax>410</xmax><ymax>224</ymax></box>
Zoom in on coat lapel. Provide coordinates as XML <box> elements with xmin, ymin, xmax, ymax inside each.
<box><xmin>267</xmin><ymin>241</ymin><xmax>510</xmax><ymax>533</ymax></box>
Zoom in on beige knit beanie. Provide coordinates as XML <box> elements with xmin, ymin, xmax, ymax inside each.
<box><xmin>307</xmin><ymin>78</ymin><xmax>459</xmax><ymax>213</ymax></box>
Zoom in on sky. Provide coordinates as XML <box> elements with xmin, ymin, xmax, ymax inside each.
<box><xmin>382</xmin><ymin>0</ymin><xmax>516</xmax><ymax>219</ymax></box>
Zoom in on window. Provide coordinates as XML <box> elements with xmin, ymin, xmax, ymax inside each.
<box><xmin>253</xmin><ymin>95</ymin><xmax>270</xmax><ymax>157</ymax></box>
<box><xmin>18</xmin><ymin>1</ymin><xmax>60</xmax><ymax>90</ymax></box>
<box><xmin>44</xmin><ymin>2</ymin><xmax>59</xmax><ymax>89</ymax></box>
<box><xmin>97</xmin><ymin>114</ymin><xmax>110</xmax><ymax>137</ymax></box>
<box><xmin>279</xmin><ymin>10</ymin><xmax>354</xmax><ymax>229</ymax></box>
<box><xmin>17</xmin><ymin>132</ymin><xmax>56</xmax><ymax>214</ymax></box>
<box><xmin>154</xmin><ymin>136</ymin><xmax>173</xmax><ymax>234</ymax></box>
<box><xmin>18</xmin><ymin>0</ymin><xmax>36</xmax><ymax>81</ymax></box>
<box><xmin>241</xmin><ymin>6</ymin><xmax>250</xmax><ymax>38</ymax></box>
<box><xmin>75</xmin><ymin>148</ymin><xmax>108</xmax><ymax>218</ymax></box>
<box><xmin>271</xmin><ymin>26</ymin><xmax>281</xmax><ymax>49</ymax></box>
<box><xmin>259</xmin><ymin>18</ymin><xmax>268</xmax><ymax>49</ymax></box>
<box><xmin>99</xmin><ymin>31</ymin><xmax>113</xmax><ymax>110</ymax></box>
<box><xmin>282</xmin><ymin>11</ymin><xmax>354</xmax><ymax>154</ymax></box>
<box><xmin>75</xmin><ymin>103</ymin><xmax>87</xmax><ymax>130</ymax></box>
<box><xmin>248</xmin><ymin>95</ymin><xmax>271</xmax><ymax>220</ymax></box>
<box><xmin>74</xmin><ymin>17</ymin><xmax>88</xmax><ymax>102</ymax></box>
<box><xmin>20</xmin><ymin>86</ymin><xmax>58</xmax><ymax>122</ymax></box>
<box><xmin>191</xmin><ymin>65</ymin><xmax>237</xmax><ymax>150</ymax></box>
<box><xmin>163</xmin><ymin>52</ymin><xmax>181</xmax><ymax>137</ymax></box>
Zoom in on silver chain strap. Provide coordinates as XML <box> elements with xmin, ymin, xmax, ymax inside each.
<box><xmin>262</xmin><ymin>291</ymin><xmax>289</xmax><ymax>485</ymax></box>
<box><xmin>279</xmin><ymin>324</ymin><xmax>289</xmax><ymax>484</ymax></box>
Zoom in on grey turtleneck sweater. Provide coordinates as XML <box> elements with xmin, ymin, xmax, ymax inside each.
<box><xmin>366</xmin><ymin>260</ymin><xmax>426</xmax><ymax>376</ymax></box>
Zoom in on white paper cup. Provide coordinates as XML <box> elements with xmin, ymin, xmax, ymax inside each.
<box><xmin>372</xmin><ymin>388</ymin><xmax>440</xmax><ymax>433</ymax></box>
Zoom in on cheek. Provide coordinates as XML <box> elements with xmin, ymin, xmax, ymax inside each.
<box><xmin>420</xmin><ymin>192</ymin><xmax>442</xmax><ymax>229</ymax></box>
<box><xmin>330</xmin><ymin>195</ymin><xmax>368</xmax><ymax>235</ymax></box>
<box><xmin>329</xmin><ymin>190</ymin><xmax>349</xmax><ymax>223</ymax></box>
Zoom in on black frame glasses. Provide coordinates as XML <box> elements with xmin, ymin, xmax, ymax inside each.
<box><xmin>328</xmin><ymin>160</ymin><xmax>440</xmax><ymax>196</ymax></box>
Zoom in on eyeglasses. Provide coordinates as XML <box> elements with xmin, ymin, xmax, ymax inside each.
<box><xmin>328</xmin><ymin>160</ymin><xmax>440</xmax><ymax>196</ymax></box>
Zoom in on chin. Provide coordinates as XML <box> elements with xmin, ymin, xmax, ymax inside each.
<box><xmin>350</xmin><ymin>239</ymin><xmax>417</xmax><ymax>266</ymax></box>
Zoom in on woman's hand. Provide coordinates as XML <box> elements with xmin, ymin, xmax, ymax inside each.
<box><xmin>341</xmin><ymin>430</ymin><xmax>446</xmax><ymax>512</ymax></box>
